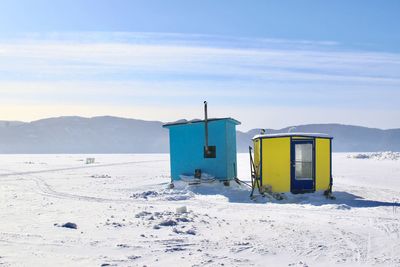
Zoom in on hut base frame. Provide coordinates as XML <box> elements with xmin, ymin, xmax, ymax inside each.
<box><xmin>249</xmin><ymin>146</ymin><xmax>262</xmax><ymax>198</ymax></box>
<box><xmin>248</xmin><ymin>146</ymin><xmax>285</xmax><ymax>200</ymax></box>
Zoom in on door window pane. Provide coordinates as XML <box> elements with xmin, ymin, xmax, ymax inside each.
<box><xmin>295</xmin><ymin>143</ymin><xmax>313</xmax><ymax>180</ymax></box>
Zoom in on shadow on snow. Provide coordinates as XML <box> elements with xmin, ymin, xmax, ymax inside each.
<box><xmin>182</xmin><ymin>182</ymin><xmax>400</xmax><ymax>209</ymax></box>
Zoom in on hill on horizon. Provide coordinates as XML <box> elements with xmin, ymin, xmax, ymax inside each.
<box><xmin>0</xmin><ymin>116</ymin><xmax>399</xmax><ymax>153</ymax></box>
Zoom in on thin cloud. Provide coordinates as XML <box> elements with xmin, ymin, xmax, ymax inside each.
<box><xmin>0</xmin><ymin>33</ymin><xmax>399</xmax><ymax>85</ymax></box>
<box><xmin>0</xmin><ymin>32</ymin><xmax>399</xmax><ymax>129</ymax></box>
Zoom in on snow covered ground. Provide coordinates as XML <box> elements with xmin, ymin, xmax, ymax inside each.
<box><xmin>0</xmin><ymin>153</ymin><xmax>399</xmax><ymax>267</ymax></box>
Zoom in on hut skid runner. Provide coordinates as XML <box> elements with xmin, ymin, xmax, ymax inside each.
<box><xmin>163</xmin><ymin>102</ymin><xmax>334</xmax><ymax>199</ymax></box>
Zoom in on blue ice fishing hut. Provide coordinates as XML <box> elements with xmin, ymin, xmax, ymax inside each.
<box><xmin>163</xmin><ymin>102</ymin><xmax>241</xmax><ymax>181</ymax></box>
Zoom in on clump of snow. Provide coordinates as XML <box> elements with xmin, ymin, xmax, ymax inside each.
<box><xmin>176</xmin><ymin>206</ymin><xmax>187</xmax><ymax>214</ymax></box>
<box><xmin>106</xmin><ymin>222</ymin><xmax>124</xmax><ymax>228</ymax></box>
<box><xmin>90</xmin><ymin>174</ymin><xmax>111</xmax><ymax>178</ymax></box>
<box><xmin>127</xmin><ymin>255</ymin><xmax>141</xmax><ymax>260</ymax></box>
<box><xmin>131</xmin><ymin>190</ymin><xmax>159</xmax><ymax>199</ymax></box>
<box><xmin>288</xmin><ymin>261</ymin><xmax>309</xmax><ymax>267</ymax></box>
<box><xmin>350</xmin><ymin>153</ymin><xmax>370</xmax><ymax>159</ymax></box>
<box><xmin>336</xmin><ymin>204</ymin><xmax>351</xmax><ymax>210</ymax></box>
<box><xmin>56</xmin><ymin>222</ymin><xmax>77</xmax><ymax>229</ymax></box>
<box><xmin>134</xmin><ymin>209</ymin><xmax>198</xmax><ymax>237</ymax></box>
<box><xmin>173</xmin><ymin>228</ymin><xmax>196</xmax><ymax>235</ymax></box>
<box><xmin>176</xmin><ymin>217</ymin><xmax>191</xmax><ymax>223</ymax></box>
<box><xmin>158</xmin><ymin>219</ymin><xmax>178</xmax><ymax>227</ymax></box>
<box><xmin>134</xmin><ymin>211</ymin><xmax>152</xmax><ymax>218</ymax></box>
<box><xmin>130</xmin><ymin>188</ymin><xmax>194</xmax><ymax>201</ymax></box>
<box><xmin>348</xmin><ymin>151</ymin><xmax>400</xmax><ymax>160</ymax></box>
<box><xmin>185</xmin><ymin>229</ymin><xmax>196</xmax><ymax>235</ymax></box>
<box><xmin>116</xmin><ymin>244</ymin><xmax>130</xmax><ymax>248</ymax></box>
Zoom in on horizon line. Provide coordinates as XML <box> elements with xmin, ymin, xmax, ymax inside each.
<box><xmin>1</xmin><ymin>115</ymin><xmax>398</xmax><ymax>131</ymax></box>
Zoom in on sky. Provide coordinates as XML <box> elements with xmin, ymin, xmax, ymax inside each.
<box><xmin>0</xmin><ymin>0</ymin><xmax>399</xmax><ymax>131</ymax></box>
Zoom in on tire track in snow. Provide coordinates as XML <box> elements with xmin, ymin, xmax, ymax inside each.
<box><xmin>1</xmin><ymin>174</ymin><xmax>133</xmax><ymax>203</ymax></box>
<box><xmin>366</xmin><ymin>218</ymin><xmax>372</xmax><ymax>264</ymax></box>
<box><xmin>0</xmin><ymin>160</ymin><xmax>168</xmax><ymax>204</ymax></box>
<box><xmin>378</xmin><ymin>217</ymin><xmax>400</xmax><ymax>266</ymax></box>
<box><xmin>0</xmin><ymin>160</ymin><xmax>167</xmax><ymax>178</ymax></box>
<box><xmin>354</xmin><ymin>216</ymin><xmax>400</xmax><ymax>266</ymax></box>
<box><xmin>30</xmin><ymin>175</ymin><xmax>127</xmax><ymax>203</ymax></box>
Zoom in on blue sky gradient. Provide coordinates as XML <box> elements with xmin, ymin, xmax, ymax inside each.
<box><xmin>0</xmin><ymin>1</ymin><xmax>399</xmax><ymax>130</ymax></box>
<box><xmin>1</xmin><ymin>0</ymin><xmax>399</xmax><ymax>52</ymax></box>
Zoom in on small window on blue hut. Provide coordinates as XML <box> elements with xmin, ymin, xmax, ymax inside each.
<box><xmin>204</xmin><ymin>146</ymin><xmax>216</xmax><ymax>158</ymax></box>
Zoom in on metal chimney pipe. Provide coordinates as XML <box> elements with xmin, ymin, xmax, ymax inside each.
<box><xmin>204</xmin><ymin>101</ymin><xmax>209</xmax><ymax>154</ymax></box>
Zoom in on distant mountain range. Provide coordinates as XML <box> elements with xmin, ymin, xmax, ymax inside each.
<box><xmin>238</xmin><ymin>125</ymin><xmax>400</xmax><ymax>152</ymax></box>
<box><xmin>0</xmin><ymin>116</ymin><xmax>399</xmax><ymax>153</ymax></box>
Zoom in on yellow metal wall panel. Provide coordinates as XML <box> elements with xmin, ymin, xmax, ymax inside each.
<box><xmin>315</xmin><ymin>138</ymin><xmax>331</xmax><ymax>191</ymax></box>
<box><xmin>261</xmin><ymin>137</ymin><xmax>291</xmax><ymax>192</ymax></box>
<box><xmin>253</xmin><ymin>139</ymin><xmax>261</xmax><ymax>177</ymax></box>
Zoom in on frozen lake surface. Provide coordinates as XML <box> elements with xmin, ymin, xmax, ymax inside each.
<box><xmin>0</xmin><ymin>153</ymin><xmax>399</xmax><ymax>266</ymax></box>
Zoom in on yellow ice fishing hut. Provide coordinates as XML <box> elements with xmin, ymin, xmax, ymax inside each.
<box><xmin>251</xmin><ymin>133</ymin><xmax>333</xmax><ymax>194</ymax></box>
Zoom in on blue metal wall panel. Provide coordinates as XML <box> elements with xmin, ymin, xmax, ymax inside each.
<box><xmin>166</xmin><ymin>119</ymin><xmax>238</xmax><ymax>180</ymax></box>
<box><xmin>225</xmin><ymin>121</ymin><xmax>238</xmax><ymax>179</ymax></box>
